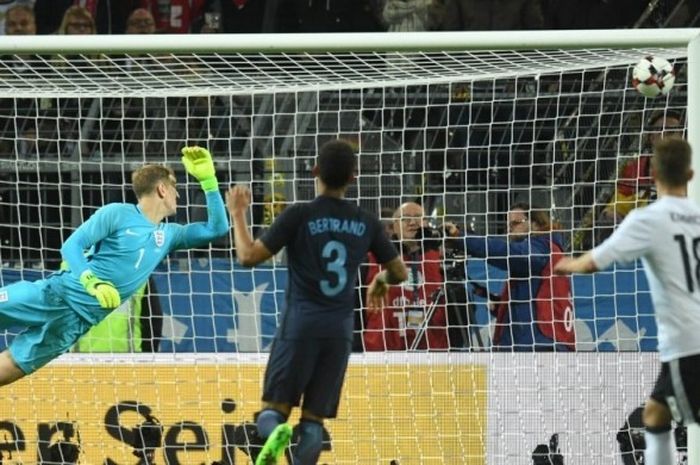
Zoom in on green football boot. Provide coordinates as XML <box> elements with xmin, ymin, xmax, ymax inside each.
<box><xmin>255</xmin><ymin>423</ymin><xmax>293</xmax><ymax>465</ymax></box>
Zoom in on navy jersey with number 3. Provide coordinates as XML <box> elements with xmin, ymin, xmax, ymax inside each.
<box><xmin>260</xmin><ymin>196</ymin><xmax>398</xmax><ymax>340</ymax></box>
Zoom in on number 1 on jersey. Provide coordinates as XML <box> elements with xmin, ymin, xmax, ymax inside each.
<box><xmin>134</xmin><ymin>248</ymin><xmax>145</xmax><ymax>269</ymax></box>
<box><xmin>674</xmin><ymin>234</ymin><xmax>700</xmax><ymax>292</ymax></box>
<box><xmin>320</xmin><ymin>240</ymin><xmax>347</xmax><ymax>296</ymax></box>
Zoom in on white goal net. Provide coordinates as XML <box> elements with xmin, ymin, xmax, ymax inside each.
<box><xmin>0</xmin><ymin>32</ymin><xmax>694</xmax><ymax>465</ymax></box>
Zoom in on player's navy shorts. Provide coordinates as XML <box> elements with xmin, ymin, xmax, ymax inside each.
<box><xmin>262</xmin><ymin>337</ymin><xmax>352</xmax><ymax>419</ymax></box>
<box><xmin>651</xmin><ymin>353</ymin><xmax>700</xmax><ymax>424</ymax></box>
<box><xmin>0</xmin><ymin>279</ymin><xmax>91</xmax><ymax>374</ymax></box>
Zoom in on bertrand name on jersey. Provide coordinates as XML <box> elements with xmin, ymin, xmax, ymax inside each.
<box><xmin>308</xmin><ymin>217</ymin><xmax>366</xmax><ymax>236</ymax></box>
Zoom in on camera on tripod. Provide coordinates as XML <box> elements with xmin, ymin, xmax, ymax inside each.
<box><xmin>411</xmin><ymin>223</ymin><xmax>482</xmax><ymax>350</ymax></box>
<box><xmin>413</xmin><ymin>226</ymin><xmax>442</xmax><ymax>252</ymax></box>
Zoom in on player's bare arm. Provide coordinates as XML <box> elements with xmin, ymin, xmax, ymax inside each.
<box><xmin>366</xmin><ymin>256</ymin><xmax>408</xmax><ymax>312</ymax></box>
<box><xmin>553</xmin><ymin>251</ymin><xmax>598</xmax><ymax>275</ymax></box>
<box><xmin>227</xmin><ymin>185</ymin><xmax>273</xmax><ymax>266</ymax></box>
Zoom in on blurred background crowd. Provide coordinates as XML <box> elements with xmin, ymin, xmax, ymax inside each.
<box><xmin>0</xmin><ymin>0</ymin><xmax>698</xmax><ymax>37</ymax></box>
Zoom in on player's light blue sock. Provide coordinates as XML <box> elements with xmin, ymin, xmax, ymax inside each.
<box><xmin>257</xmin><ymin>409</ymin><xmax>286</xmax><ymax>439</ymax></box>
<box><xmin>644</xmin><ymin>425</ymin><xmax>675</xmax><ymax>465</ymax></box>
<box><xmin>292</xmin><ymin>419</ymin><xmax>323</xmax><ymax>465</ymax></box>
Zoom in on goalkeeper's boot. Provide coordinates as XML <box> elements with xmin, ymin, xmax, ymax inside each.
<box><xmin>255</xmin><ymin>423</ymin><xmax>292</xmax><ymax>465</ymax></box>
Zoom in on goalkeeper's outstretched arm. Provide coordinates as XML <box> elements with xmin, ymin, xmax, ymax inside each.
<box><xmin>176</xmin><ymin>146</ymin><xmax>229</xmax><ymax>248</ymax></box>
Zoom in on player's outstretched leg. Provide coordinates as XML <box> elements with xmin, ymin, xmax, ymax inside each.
<box><xmin>255</xmin><ymin>423</ymin><xmax>292</xmax><ymax>465</ymax></box>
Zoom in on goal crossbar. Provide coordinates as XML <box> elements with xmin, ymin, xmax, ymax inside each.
<box><xmin>0</xmin><ymin>29</ymin><xmax>696</xmax><ymax>53</ymax></box>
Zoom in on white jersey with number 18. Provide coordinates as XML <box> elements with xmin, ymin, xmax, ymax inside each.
<box><xmin>592</xmin><ymin>196</ymin><xmax>700</xmax><ymax>362</ymax></box>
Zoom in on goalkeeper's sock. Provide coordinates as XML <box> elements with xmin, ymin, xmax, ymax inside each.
<box><xmin>292</xmin><ymin>419</ymin><xmax>323</xmax><ymax>465</ymax></box>
<box><xmin>257</xmin><ymin>409</ymin><xmax>285</xmax><ymax>439</ymax></box>
<box><xmin>644</xmin><ymin>425</ymin><xmax>675</xmax><ymax>465</ymax></box>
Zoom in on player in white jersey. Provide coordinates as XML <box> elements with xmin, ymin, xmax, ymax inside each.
<box><xmin>554</xmin><ymin>138</ymin><xmax>698</xmax><ymax>465</ymax></box>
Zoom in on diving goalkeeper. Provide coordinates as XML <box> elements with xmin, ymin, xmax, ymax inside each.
<box><xmin>0</xmin><ymin>146</ymin><xmax>229</xmax><ymax>386</ymax></box>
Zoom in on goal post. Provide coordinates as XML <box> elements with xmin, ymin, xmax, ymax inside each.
<box><xmin>0</xmin><ymin>29</ymin><xmax>697</xmax><ymax>465</ymax></box>
<box><xmin>686</xmin><ymin>29</ymin><xmax>700</xmax><ymax>465</ymax></box>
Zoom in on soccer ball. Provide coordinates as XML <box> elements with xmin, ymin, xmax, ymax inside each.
<box><xmin>632</xmin><ymin>56</ymin><xmax>675</xmax><ymax>98</ymax></box>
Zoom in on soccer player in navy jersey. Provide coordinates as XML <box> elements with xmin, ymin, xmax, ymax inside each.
<box><xmin>0</xmin><ymin>146</ymin><xmax>229</xmax><ymax>386</ymax></box>
<box><xmin>227</xmin><ymin>139</ymin><xmax>408</xmax><ymax>465</ymax></box>
<box><xmin>555</xmin><ymin>139</ymin><xmax>700</xmax><ymax>465</ymax></box>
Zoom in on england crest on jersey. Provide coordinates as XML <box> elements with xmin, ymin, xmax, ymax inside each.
<box><xmin>154</xmin><ymin>230</ymin><xmax>165</xmax><ymax>247</ymax></box>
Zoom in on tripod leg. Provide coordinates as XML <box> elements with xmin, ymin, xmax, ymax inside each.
<box><xmin>409</xmin><ymin>287</ymin><xmax>444</xmax><ymax>351</ymax></box>
<box><xmin>467</xmin><ymin>302</ymin><xmax>484</xmax><ymax>349</ymax></box>
<box><xmin>445</xmin><ymin>286</ymin><xmax>472</xmax><ymax>350</ymax></box>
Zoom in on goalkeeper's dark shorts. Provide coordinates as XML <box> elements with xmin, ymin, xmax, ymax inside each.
<box><xmin>262</xmin><ymin>336</ymin><xmax>352</xmax><ymax>419</ymax></box>
<box><xmin>650</xmin><ymin>353</ymin><xmax>700</xmax><ymax>424</ymax></box>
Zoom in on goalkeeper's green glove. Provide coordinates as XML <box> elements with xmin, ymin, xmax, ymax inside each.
<box><xmin>80</xmin><ymin>270</ymin><xmax>121</xmax><ymax>310</ymax></box>
<box><xmin>181</xmin><ymin>145</ymin><xmax>218</xmax><ymax>192</ymax></box>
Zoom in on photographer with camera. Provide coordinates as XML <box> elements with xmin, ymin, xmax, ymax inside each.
<box><xmin>363</xmin><ymin>202</ymin><xmax>449</xmax><ymax>351</ymax></box>
<box><xmin>464</xmin><ymin>202</ymin><xmax>575</xmax><ymax>352</ymax></box>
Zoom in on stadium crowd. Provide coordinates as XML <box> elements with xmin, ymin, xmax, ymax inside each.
<box><xmin>0</xmin><ymin>0</ymin><xmax>696</xmax><ymax>36</ymax></box>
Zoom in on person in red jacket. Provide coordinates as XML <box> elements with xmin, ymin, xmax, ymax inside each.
<box><xmin>363</xmin><ymin>201</ymin><xmax>449</xmax><ymax>351</ymax></box>
<box><xmin>599</xmin><ymin>111</ymin><xmax>684</xmax><ymax>226</ymax></box>
<box><xmin>574</xmin><ymin>110</ymin><xmax>685</xmax><ymax>250</ymax></box>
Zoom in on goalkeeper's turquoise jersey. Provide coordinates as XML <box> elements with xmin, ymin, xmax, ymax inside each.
<box><xmin>56</xmin><ymin>190</ymin><xmax>228</xmax><ymax>325</ymax></box>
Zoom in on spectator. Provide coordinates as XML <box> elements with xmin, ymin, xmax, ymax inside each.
<box><xmin>58</xmin><ymin>5</ymin><xmax>96</xmax><ymax>34</ymax></box>
<box><xmin>382</xmin><ymin>0</ymin><xmax>445</xmax><ymax>32</ymax></box>
<box><xmin>440</xmin><ymin>0</ymin><xmax>544</xmax><ymax>30</ymax></box>
<box><xmin>34</xmin><ymin>0</ymin><xmax>139</xmax><ymax>34</ymax></box>
<box><xmin>464</xmin><ymin>203</ymin><xmax>575</xmax><ymax>351</ymax></box>
<box><xmin>75</xmin><ymin>276</ymin><xmax>163</xmax><ymax>353</ymax></box>
<box><xmin>54</xmin><ymin>5</ymin><xmax>98</xmax><ymax>81</ymax></box>
<box><xmin>0</xmin><ymin>1</ymin><xmax>33</xmax><ymax>35</ymax></box>
<box><xmin>120</xmin><ymin>7</ymin><xmax>156</xmax><ymax>76</ymax></box>
<box><xmin>363</xmin><ymin>201</ymin><xmax>449</xmax><ymax>351</ymax></box>
<box><xmin>573</xmin><ymin>110</ymin><xmax>685</xmax><ymax>251</ymax></box>
<box><xmin>599</xmin><ymin>111</ymin><xmax>685</xmax><ymax>226</ymax></box>
<box><xmin>353</xmin><ymin>205</ymin><xmax>397</xmax><ymax>351</ymax></box>
<box><xmin>0</xmin><ymin>4</ymin><xmax>38</xmax><ymax>159</ymax></box>
<box><xmin>125</xmin><ymin>7</ymin><xmax>156</xmax><ymax>34</ymax></box>
<box><xmin>2</xmin><ymin>5</ymin><xmax>37</xmax><ymax>68</ymax></box>
<box><xmin>5</xmin><ymin>4</ymin><xmax>35</xmax><ymax>35</ymax></box>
